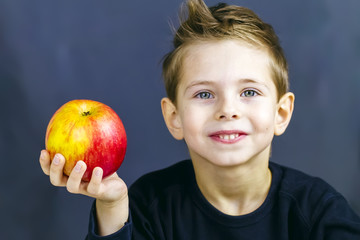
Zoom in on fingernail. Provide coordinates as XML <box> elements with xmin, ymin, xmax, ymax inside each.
<box><xmin>94</xmin><ymin>168</ymin><xmax>101</xmax><ymax>177</ymax></box>
<box><xmin>74</xmin><ymin>162</ymin><xmax>82</xmax><ymax>173</ymax></box>
<box><xmin>53</xmin><ymin>154</ymin><xmax>60</xmax><ymax>165</ymax></box>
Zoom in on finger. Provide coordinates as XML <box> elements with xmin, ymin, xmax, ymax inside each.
<box><xmin>39</xmin><ymin>150</ymin><xmax>51</xmax><ymax>175</ymax></box>
<box><xmin>86</xmin><ymin>167</ymin><xmax>103</xmax><ymax>196</ymax></box>
<box><xmin>49</xmin><ymin>153</ymin><xmax>67</xmax><ymax>187</ymax></box>
<box><xmin>66</xmin><ymin>160</ymin><xmax>87</xmax><ymax>194</ymax></box>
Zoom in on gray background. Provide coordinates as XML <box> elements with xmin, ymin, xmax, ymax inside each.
<box><xmin>0</xmin><ymin>0</ymin><xmax>359</xmax><ymax>239</ymax></box>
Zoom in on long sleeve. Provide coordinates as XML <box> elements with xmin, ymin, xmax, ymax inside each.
<box><xmin>86</xmin><ymin>202</ymin><xmax>132</xmax><ymax>240</ymax></box>
<box><xmin>309</xmin><ymin>195</ymin><xmax>360</xmax><ymax>239</ymax></box>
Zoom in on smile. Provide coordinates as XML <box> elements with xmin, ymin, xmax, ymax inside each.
<box><xmin>219</xmin><ymin>133</ymin><xmax>239</xmax><ymax>140</ymax></box>
<box><xmin>209</xmin><ymin>130</ymin><xmax>247</xmax><ymax>144</ymax></box>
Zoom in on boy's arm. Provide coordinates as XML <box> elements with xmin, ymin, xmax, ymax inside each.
<box><xmin>95</xmin><ymin>193</ymin><xmax>129</xmax><ymax>236</ymax></box>
<box><xmin>39</xmin><ymin>150</ymin><xmax>130</xmax><ymax>237</ymax></box>
<box><xmin>87</xmin><ymin>201</ymin><xmax>132</xmax><ymax>240</ymax></box>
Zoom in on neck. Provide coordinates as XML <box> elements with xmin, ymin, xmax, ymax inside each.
<box><xmin>192</xmin><ymin>149</ymin><xmax>272</xmax><ymax>216</ymax></box>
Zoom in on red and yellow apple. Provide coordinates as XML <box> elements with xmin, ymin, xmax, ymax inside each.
<box><xmin>45</xmin><ymin>99</ymin><xmax>127</xmax><ymax>181</ymax></box>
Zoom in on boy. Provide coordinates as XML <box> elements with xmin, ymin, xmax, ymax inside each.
<box><xmin>39</xmin><ymin>0</ymin><xmax>360</xmax><ymax>239</ymax></box>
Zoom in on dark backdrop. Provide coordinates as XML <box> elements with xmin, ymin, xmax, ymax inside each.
<box><xmin>0</xmin><ymin>0</ymin><xmax>359</xmax><ymax>239</ymax></box>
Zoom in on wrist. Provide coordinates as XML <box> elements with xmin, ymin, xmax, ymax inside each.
<box><xmin>95</xmin><ymin>196</ymin><xmax>129</xmax><ymax>236</ymax></box>
<box><xmin>96</xmin><ymin>193</ymin><xmax>127</xmax><ymax>209</ymax></box>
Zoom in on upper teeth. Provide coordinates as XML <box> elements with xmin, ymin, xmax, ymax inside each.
<box><xmin>219</xmin><ymin>134</ymin><xmax>239</xmax><ymax>140</ymax></box>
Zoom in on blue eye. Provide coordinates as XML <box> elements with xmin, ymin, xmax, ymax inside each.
<box><xmin>241</xmin><ymin>90</ymin><xmax>258</xmax><ymax>97</ymax></box>
<box><xmin>196</xmin><ymin>92</ymin><xmax>213</xmax><ymax>99</ymax></box>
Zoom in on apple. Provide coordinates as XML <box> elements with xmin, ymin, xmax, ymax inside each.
<box><xmin>45</xmin><ymin>99</ymin><xmax>127</xmax><ymax>181</ymax></box>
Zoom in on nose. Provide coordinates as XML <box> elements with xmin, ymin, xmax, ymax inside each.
<box><xmin>215</xmin><ymin>97</ymin><xmax>240</xmax><ymax>120</ymax></box>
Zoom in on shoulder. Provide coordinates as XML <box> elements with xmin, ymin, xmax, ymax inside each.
<box><xmin>270</xmin><ymin>162</ymin><xmax>356</xmax><ymax>225</ymax></box>
<box><xmin>271</xmin><ymin>162</ymin><xmax>340</xmax><ymax>202</ymax></box>
<box><xmin>128</xmin><ymin>160</ymin><xmax>193</xmax><ymax>203</ymax></box>
<box><xmin>272</xmin><ymin>162</ymin><xmax>360</xmax><ymax>237</ymax></box>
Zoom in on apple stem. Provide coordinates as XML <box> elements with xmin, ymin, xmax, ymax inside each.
<box><xmin>82</xmin><ymin>111</ymin><xmax>91</xmax><ymax>116</ymax></box>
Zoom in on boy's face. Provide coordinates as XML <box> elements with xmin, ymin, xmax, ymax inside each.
<box><xmin>162</xmin><ymin>40</ymin><xmax>294</xmax><ymax>167</ymax></box>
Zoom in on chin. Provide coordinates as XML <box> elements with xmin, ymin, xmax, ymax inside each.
<box><xmin>191</xmin><ymin>152</ymin><xmax>251</xmax><ymax>168</ymax></box>
<box><xmin>212</xmin><ymin>158</ymin><xmax>250</xmax><ymax>168</ymax></box>
<box><xmin>190</xmin><ymin>148</ymin><xmax>270</xmax><ymax>170</ymax></box>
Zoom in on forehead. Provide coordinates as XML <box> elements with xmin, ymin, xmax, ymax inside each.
<box><xmin>179</xmin><ymin>40</ymin><xmax>274</xmax><ymax>88</ymax></box>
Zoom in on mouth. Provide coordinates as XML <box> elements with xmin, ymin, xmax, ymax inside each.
<box><xmin>209</xmin><ymin>130</ymin><xmax>247</xmax><ymax>143</ymax></box>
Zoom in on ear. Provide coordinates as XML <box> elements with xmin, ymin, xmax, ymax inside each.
<box><xmin>274</xmin><ymin>92</ymin><xmax>295</xmax><ymax>136</ymax></box>
<box><xmin>161</xmin><ymin>98</ymin><xmax>184</xmax><ymax>140</ymax></box>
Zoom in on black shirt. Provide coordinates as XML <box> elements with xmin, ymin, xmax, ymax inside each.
<box><xmin>87</xmin><ymin>160</ymin><xmax>360</xmax><ymax>239</ymax></box>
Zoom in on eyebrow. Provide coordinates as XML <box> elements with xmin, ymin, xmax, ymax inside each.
<box><xmin>185</xmin><ymin>80</ymin><xmax>215</xmax><ymax>92</ymax></box>
<box><xmin>184</xmin><ymin>78</ymin><xmax>269</xmax><ymax>91</ymax></box>
<box><xmin>239</xmin><ymin>78</ymin><xmax>269</xmax><ymax>87</ymax></box>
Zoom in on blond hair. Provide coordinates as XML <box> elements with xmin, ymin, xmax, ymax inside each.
<box><xmin>162</xmin><ymin>0</ymin><xmax>289</xmax><ymax>104</ymax></box>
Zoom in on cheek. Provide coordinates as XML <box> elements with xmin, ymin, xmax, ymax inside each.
<box><xmin>180</xmin><ymin>106</ymin><xmax>207</xmax><ymax>137</ymax></box>
<box><xmin>250</xmin><ymin>104</ymin><xmax>277</xmax><ymax>132</ymax></box>
<box><xmin>182</xmin><ymin>111</ymin><xmax>199</xmax><ymax>133</ymax></box>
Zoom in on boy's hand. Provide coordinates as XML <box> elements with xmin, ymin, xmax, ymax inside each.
<box><xmin>39</xmin><ymin>150</ymin><xmax>129</xmax><ymax>236</ymax></box>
